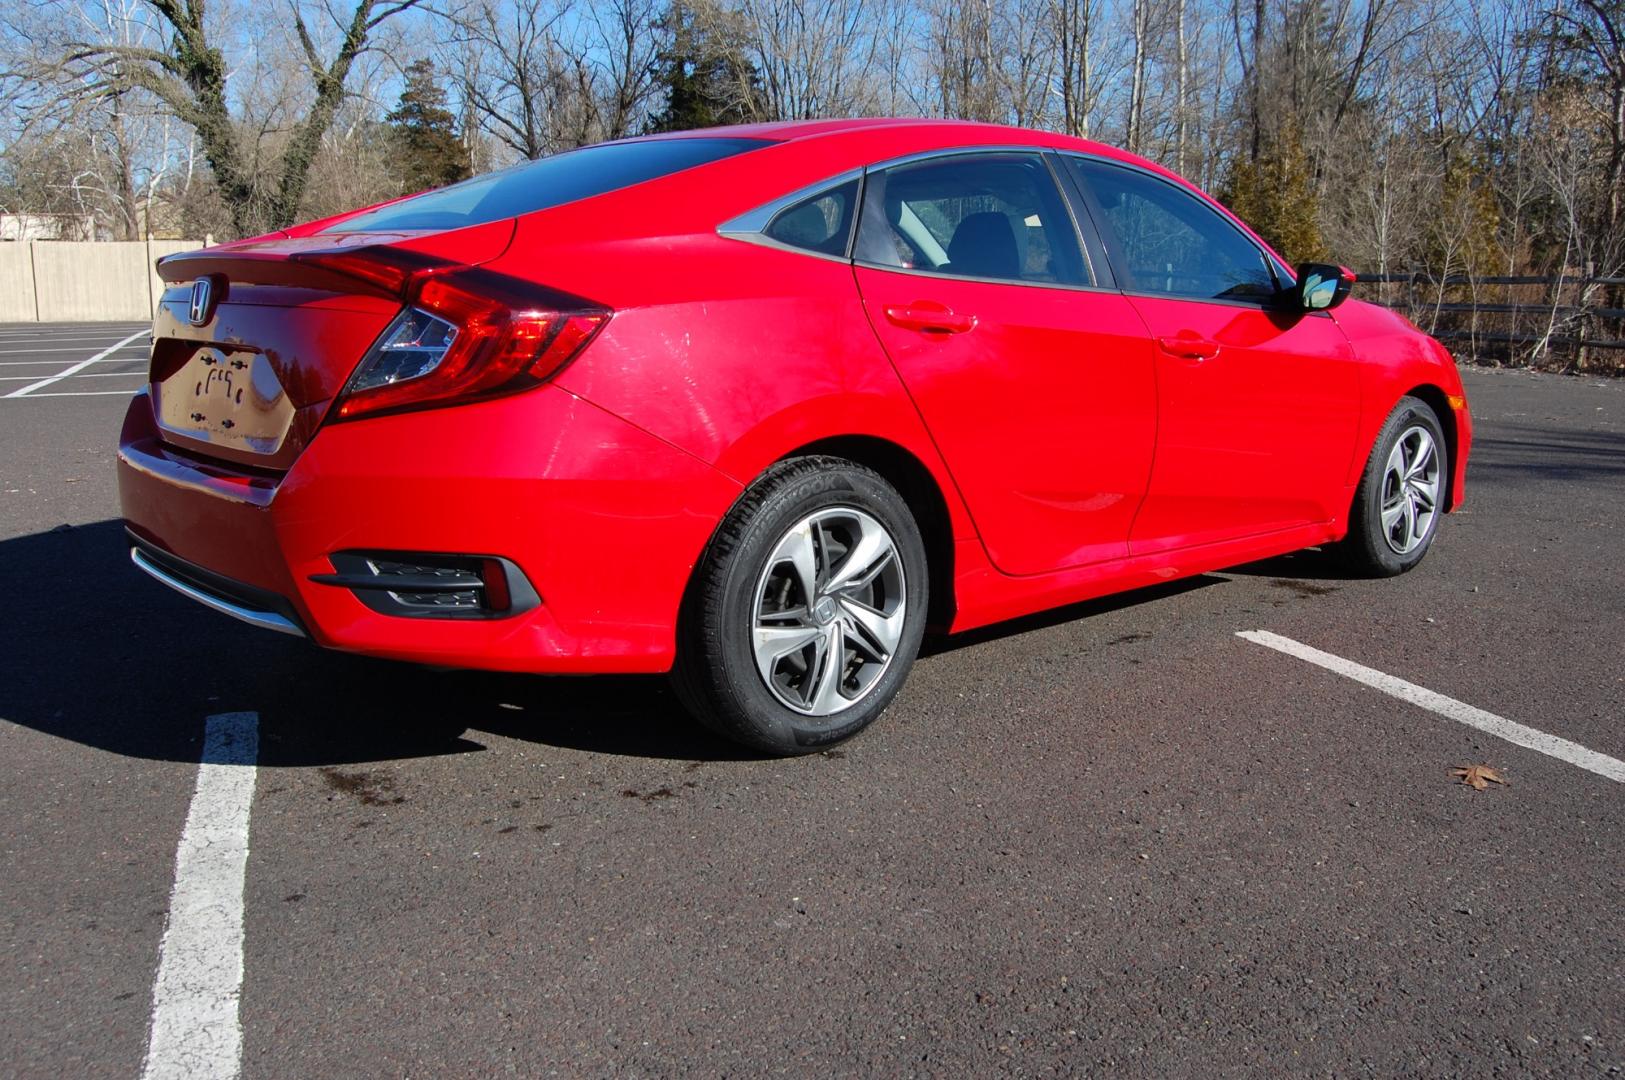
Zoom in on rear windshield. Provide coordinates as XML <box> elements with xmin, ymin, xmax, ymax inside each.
<box><xmin>326</xmin><ymin>137</ymin><xmax>769</xmax><ymax>234</ymax></box>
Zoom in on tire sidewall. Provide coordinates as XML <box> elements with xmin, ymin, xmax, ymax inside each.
<box><xmin>707</xmin><ymin>464</ymin><xmax>928</xmax><ymax>752</ymax></box>
<box><xmin>1356</xmin><ymin>398</ymin><xmax>1449</xmax><ymax>575</ymax></box>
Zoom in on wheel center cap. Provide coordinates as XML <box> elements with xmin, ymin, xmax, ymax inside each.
<box><xmin>813</xmin><ymin>596</ymin><xmax>838</xmax><ymax>625</ymax></box>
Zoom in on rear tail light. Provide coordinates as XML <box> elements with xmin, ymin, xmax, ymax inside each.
<box><xmin>329</xmin><ymin>263</ymin><xmax>607</xmax><ymax>422</ymax></box>
<box><xmin>348</xmin><ymin>308</ymin><xmax>460</xmax><ymax>392</ymax></box>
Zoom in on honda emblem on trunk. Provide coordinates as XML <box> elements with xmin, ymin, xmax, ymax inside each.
<box><xmin>188</xmin><ymin>277</ymin><xmax>214</xmax><ymax>327</ymax></box>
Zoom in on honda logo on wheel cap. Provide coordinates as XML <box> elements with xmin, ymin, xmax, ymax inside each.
<box><xmin>187</xmin><ymin>277</ymin><xmax>215</xmax><ymax>327</ymax></box>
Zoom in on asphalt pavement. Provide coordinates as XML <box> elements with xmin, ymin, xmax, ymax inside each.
<box><xmin>1</xmin><ymin>323</ymin><xmax>1620</xmax><ymax>1077</ymax></box>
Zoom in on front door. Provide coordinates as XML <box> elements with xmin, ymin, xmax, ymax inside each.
<box><xmin>1064</xmin><ymin>156</ymin><xmax>1362</xmax><ymax>554</ymax></box>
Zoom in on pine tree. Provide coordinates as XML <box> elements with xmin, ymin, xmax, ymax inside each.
<box><xmin>645</xmin><ymin>2</ymin><xmax>761</xmax><ymax>132</ymax></box>
<box><xmin>387</xmin><ymin>60</ymin><xmax>473</xmax><ymax>195</ymax></box>
<box><xmin>1426</xmin><ymin>149</ymin><xmax>1503</xmax><ymax>276</ymax></box>
<box><xmin>1219</xmin><ymin>122</ymin><xmax>1327</xmax><ymax>265</ymax></box>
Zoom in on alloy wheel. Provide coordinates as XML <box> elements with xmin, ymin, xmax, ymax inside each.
<box><xmin>751</xmin><ymin>507</ymin><xmax>907</xmax><ymax>716</ymax></box>
<box><xmin>1380</xmin><ymin>425</ymin><xmax>1441</xmax><ymax>555</ymax></box>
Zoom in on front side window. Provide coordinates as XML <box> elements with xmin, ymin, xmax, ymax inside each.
<box><xmin>1068</xmin><ymin>158</ymin><xmax>1278</xmax><ymax>302</ymax></box>
<box><xmin>856</xmin><ymin>153</ymin><xmax>1087</xmax><ymax>287</ymax></box>
<box><xmin>763</xmin><ymin>179</ymin><xmax>859</xmax><ymax>257</ymax></box>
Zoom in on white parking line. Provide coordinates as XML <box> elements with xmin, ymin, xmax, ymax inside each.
<box><xmin>0</xmin><ymin>345</ymin><xmax>148</xmax><ymax>355</ymax></box>
<box><xmin>0</xmin><ymin>372</ymin><xmax>146</xmax><ymax>380</ymax></box>
<box><xmin>0</xmin><ymin>334</ymin><xmax>145</xmax><ymax>342</ymax></box>
<box><xmin>5</xmin><ymin>389</ymin><xmax>142</xmax><ymax>397</ymax></box>
<box><xmin>1238</xmin><ymin>630</ymin><xmax>1625</xmax><ymax>784</ymax></box>
<box><xmin>141</xmin><ymin>712</ymin><xmax>258</xmax><ymax>1080</ymax></box>
<box><xmin>4</xmin><ymin>330</ymin><xmax>149</xmax><ymax>398</ymax></box>
<box><xmin>0</xmin><ymin>360</ymin><xmax>122</xmax><ymax>366</ymax></box>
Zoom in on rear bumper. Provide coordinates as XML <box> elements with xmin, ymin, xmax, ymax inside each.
<box><xmin>118</xmin><ymin>385</ymin><xmax>742</xmax><ymax>673</ymax></box>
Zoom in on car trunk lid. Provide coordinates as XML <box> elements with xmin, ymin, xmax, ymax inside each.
<box><xmin>147</xmin><ymin>219</ymin><xmax>516</xmax><ymax>472</ymax></box>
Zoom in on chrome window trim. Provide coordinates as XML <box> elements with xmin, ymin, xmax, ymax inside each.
<box><xmin>851</xmin><ymin>146</ymin><xmax>1102</xmax><ymax>292</ymax></box>
<box><xmin>849</xmin><ymin>262</ymin><xmax>1125</xmax><ymax>296</ymax></box>
<box><xmin>716</xmin><ymin>168</ymin><xmax>864</xmax><ymax>262</ymax></box>
<box><xmin>862</xmin><ymin>143</ymin><xmax>1055</xmax><ymax>174</ymax></box>
<box><xmin>714</xmin><ymin>146</ymin><xmax>1082</xmax><ymax>269</ymax></box>
<box><xmin>717</xmin><ymin>232</ymin><xmax>858</xmax><ymax>266</ymax></box>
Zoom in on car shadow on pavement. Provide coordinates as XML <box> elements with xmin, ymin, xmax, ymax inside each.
<box><xmin>919</xmin><ymin>575</ymin><xmax>1225</xmax><ymax>656</ymax></box>
<box><xmin>1469</xmin><ymin>424</ymin><xmax>1625</xmax><ymax>482</ymax></box>
<box><xmin>1</xmin><ymin>518</ymin><xmax>1342</xmax><ymax>767</ymax></box>
<box><xmin>0</xmin><ymin>519</ymin><xmax>759</xmax><ymax>766</ymax></box>
<box><xmin>1221</xmin><ymin>546</ymin><xmax>1358</xmax><ymax>582</ymax></box>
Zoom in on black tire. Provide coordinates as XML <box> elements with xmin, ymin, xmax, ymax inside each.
<box><xmin>672</xmin><ymin>455</ymin><xmax>929</xmax><ymax>755</ymax></box>
<box><xmin>1336</xmin><ymin>395</ymin><xmax>1449</xmax><ymax>577</ymax></box>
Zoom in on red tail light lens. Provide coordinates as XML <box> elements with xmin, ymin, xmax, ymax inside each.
<box><xmin>333</xmin><ymin>274</ymin><xmax>606</xmax><ymax>422</ymax></box>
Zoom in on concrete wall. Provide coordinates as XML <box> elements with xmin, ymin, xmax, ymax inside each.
<box><xmin>0</xmin><ymin>244</ymin><xmax>38</xmax><ymax>322</ymax></box>
<box><xmin>0</xmin><ymin>239</ymin><xmax>207</xmax><ymax>322</ymax></box>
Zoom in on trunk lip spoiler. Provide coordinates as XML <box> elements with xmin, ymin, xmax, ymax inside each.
<box><xmin>154</xmin><ymin>218</ymin><xmax>519</xmax><ymax>296</ymax></box>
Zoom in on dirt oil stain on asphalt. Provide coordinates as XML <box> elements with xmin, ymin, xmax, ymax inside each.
<box><xmin>317</xmin><ymin>767</ymin><xmax>406</xmax><ymax>806</ymax></box>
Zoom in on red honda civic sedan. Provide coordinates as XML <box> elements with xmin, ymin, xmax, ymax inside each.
<box><xmin>119</xmin><ymin>117</ymin><xmax>1471</xmax><ymax>754</ymax></box>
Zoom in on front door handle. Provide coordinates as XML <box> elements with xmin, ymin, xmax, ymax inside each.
<box><xmin>1157</xmin><ymin>334</ymin><xmax>1221</xmax><ymax>360</ymax></box>
<box><xmin>885</xmin><ymin>304</ymin><xmax>977</xmax><ymax>335</ymax></box>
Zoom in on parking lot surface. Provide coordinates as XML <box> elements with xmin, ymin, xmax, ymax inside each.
<box><xmin>2</xmin><ymin>323</ymin><xmax>1621</xmax><ymax>1077</ymax></box>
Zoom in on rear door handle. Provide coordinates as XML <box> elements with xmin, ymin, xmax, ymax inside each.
<box><xmin>885</xmin><ymin>304</ymin><xmax>977</xmax><ymax>335</ymax></box>
<box><xmin>1157</xmin><ymin>334</ymin><xmax>1221</xmax><ymax>360</ymax></box>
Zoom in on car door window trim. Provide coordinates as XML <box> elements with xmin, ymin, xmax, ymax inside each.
<box><xmin>1058</xmin><ymin>151</ymin><xmax>1298</xmax><ymax>310</ymax></box>
<box><xmin>852</xmin><ymin>148</ymin><xmax>1120</xmax><ymax>295</ymax></box>
<box><xmin>1045</xmin><ymin>150</ymin><xmax>1117</xmax><ymax>291</ymax></box>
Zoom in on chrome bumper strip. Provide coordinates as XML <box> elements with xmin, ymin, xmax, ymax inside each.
<box><xmin>130</xmin><ymin>547</ymin><xmax>306</xmax><ymax>637</ymax></box>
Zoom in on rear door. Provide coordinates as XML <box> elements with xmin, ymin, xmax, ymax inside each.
<box><xmin>1063</xmin><ymin>155</ymin><xmax>1362</xmax><ymax>554</ymax></box>
<box><xmin>852</xmin><ymin>151</ymin><xmax>1157</xmax><ymax>576</ymax></box>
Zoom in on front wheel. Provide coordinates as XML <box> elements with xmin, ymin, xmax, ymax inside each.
<box><xmin>673</xmin><ymin>456</ymin><xmax>928</xmax><ymax>755</ymax></box>
<box><xmin>1336</xmin><ymin>396</ymin><xmax>1449</xmax><ymax>577</ymax></box>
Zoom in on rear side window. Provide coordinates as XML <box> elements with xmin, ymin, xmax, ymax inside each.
<box><xmin>764</xmin><ymin>180</ymin><xmax>859</xmax><ymax>257</ymax></box>
<box><xmin>1067</xmin><ymin>157</ymin><xmax>1278</xmax><ymax>302</ymax></box>
<box><xmin>855</xmin><ymin>153</ymin><xmax>1087</xmax><ymax>286</ymax></box>
<box><xmin>327</xmin><ymin>137</ymin><xmax>769</xmax><ymax>234</ymax></box>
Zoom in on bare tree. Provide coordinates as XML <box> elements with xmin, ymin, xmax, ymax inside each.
<box><xmin>450</xmin><ymin>0</ymin><xmax>576</xmax><ymax>159</ymax></box>
<box><xmin>728</xmin><ymin>0</ymin><xmax>884</xmax><ymax>119</ymax></box>
<box><xmin>1051</xmin><ymin>0</ymin><xmax>1100</xmax><ymax>136</ymax></box>
<box><xmin>4</xmin><ymin>0</ymin><xmax>429</xmax><ymax>235</ymax></box>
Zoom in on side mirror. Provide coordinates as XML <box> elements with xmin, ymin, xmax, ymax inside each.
<box><xmin>1294</xmin><ymin>263</ymin><xmax>1356</xmax><ymax>311</ymax></box>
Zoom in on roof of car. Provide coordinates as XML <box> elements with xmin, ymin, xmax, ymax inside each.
<box><xmin>650</xmin><ymin>116</ymin><xmax>1151</xmax><ymax>173</ymax></box>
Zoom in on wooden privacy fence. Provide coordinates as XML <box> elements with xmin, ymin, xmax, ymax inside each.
<box><xmin>1352</xmin><ymin>271</ymin><xmax>1625</xmax><ymax>374</ymax></box>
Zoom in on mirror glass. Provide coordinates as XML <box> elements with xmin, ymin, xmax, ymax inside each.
<box><xmin>1302</xmin><ymin>269</ymin><xmax>1340</xmax><ymax>310</ymax></box>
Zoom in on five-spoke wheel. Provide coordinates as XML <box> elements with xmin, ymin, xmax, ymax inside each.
<box><xmin>1379</xmin><ymin>425</ymin><xmax>1441</xmax><ymax>555</ymax></box>
<box><xmin>673</xmin><ymin>456</ymin><xmax>928</xmax><ymax>755</ymax></box>
<box><xmin>1339</xmin><ymin>396</ymin><xmax>1450</xmax><ymax>576</ymax></box>
<box><xmin>752</xmin><ymin>508</ymin><xmax>907</xmax><ymax>716</ymax></box>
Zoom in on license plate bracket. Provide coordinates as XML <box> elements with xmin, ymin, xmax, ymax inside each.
<box><xmin>155</xmin><ymin>347</ymin><xmax>294</xmax><ymax>456</ymax></box>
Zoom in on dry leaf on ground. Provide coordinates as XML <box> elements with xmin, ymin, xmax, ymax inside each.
<box><xmin>1452</xmin><ymin>764</ymin><xmax>1508</xmax><ymax>790</ymax></box>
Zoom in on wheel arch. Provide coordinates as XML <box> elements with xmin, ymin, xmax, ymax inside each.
<box><xmin>1400</xmin><ymin>383</ymin><xmax>1461</xmax><ymax>510</ymax></box>
<box><xmin>779</xmin><ymin>435</ymin><xmax>958</xmax><ymax>631</ymax></box>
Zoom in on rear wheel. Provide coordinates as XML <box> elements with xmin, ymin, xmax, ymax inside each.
<box><xmin>673</xmin><ymin>456</ymin><xmax>928</xmax><ymax>755</ymax></box>
<box><xmin>1337</xmin><ymin>396</ymin><xmax>1448</xmax><ymax>577</ymax></box>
